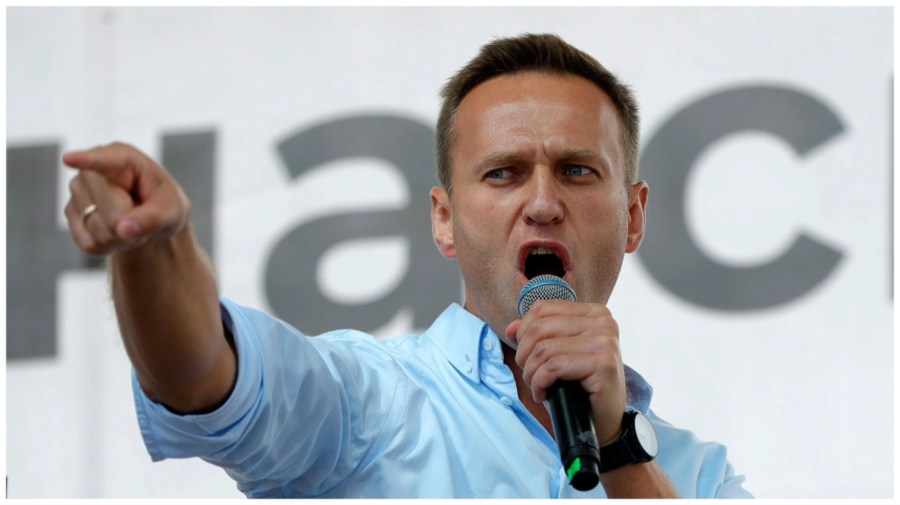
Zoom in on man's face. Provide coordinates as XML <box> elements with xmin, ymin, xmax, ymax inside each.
<box><xmin>431</xmin><ymin>71</ymin><xmax>648</xmax><ymax>345</ymax></box>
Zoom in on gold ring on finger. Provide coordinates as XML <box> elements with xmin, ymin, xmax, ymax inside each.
<box><xmin>80</xmin><ymin>203</ymin><xmax>99</xmax><ymax>225</ymax></box>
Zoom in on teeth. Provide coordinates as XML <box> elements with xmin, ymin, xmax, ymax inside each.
<box><xmin>530</xmin><ymin>247</ymin><xmax>555</xmax><ymax>255</ymax></box>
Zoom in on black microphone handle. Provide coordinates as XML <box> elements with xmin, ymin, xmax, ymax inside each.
<box><xmin>516</xmin><ymin>274</ymin><xmax>599</xmax><ymax>491</ymax></box>
<box><xmin>546</xmin><ymin>380</ymin><xmax>601</xmax><ymax>492</ymax></box>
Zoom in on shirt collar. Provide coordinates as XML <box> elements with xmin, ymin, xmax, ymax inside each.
<box><xmin>424</xmin><ymin>303</ymin><xmax>654</xmax><ymax>412</ymax></box>
<box><xmin>425</xmin><ymin>303</ymin><xmax>486</xmax><ymax>383</ymax></box>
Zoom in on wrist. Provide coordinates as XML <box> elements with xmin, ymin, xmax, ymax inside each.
<box><xmin>111</xmin><ymin>223</ymin><xmax>194</xmax><ymax>268</ymax></box>
<box><xmin>596</xmin><ymin>426</ymin><xmax>623</xmax><ymax>448</ymax></box>
<box><xmin>597</xmin><ymin>410</ymin><xmax>659</xmax><ymax>474</ymax></box>
<box><xmin>598</xmin><ymin>460</ymin><xmax>678</xmax><ymax>498</ymax></box>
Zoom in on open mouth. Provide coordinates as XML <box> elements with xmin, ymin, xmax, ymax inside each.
<box><xmin>524</xmin><ymin>246</ymin><xmax>566</xmax><ymax>280</ymax></box>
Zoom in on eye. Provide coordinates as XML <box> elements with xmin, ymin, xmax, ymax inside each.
<box><xmin>563</xmin><ymin>165</ymin><xmax>594</xmax><ymax>177</ymax></box>
<box><xmin>485</xmin><ymin>168</ymin><xmax>513</xmax><ymax>180</ymax></box>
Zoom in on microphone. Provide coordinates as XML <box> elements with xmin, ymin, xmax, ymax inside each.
<box><xmin>517</xmin><ymin>274</ymin><xmax>600</xmax><ymax>492</ymax></box>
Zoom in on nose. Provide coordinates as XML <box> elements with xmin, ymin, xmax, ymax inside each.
<box><xmin>522</xmin><ymin>166</ymin><xmax>564</xmax><ymax>225</ymax></box>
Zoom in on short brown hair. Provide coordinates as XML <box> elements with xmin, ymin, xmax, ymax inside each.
<box><xmin>436</xmin><ymin>33</ymin><xmax>640</xmax><ymax>193</ymax></box>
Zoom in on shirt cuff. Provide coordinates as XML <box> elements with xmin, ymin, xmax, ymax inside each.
<box><xmin>131</xmin><ymin>298</ymin><xmax>263</xmax><ymax>461</ymax></box>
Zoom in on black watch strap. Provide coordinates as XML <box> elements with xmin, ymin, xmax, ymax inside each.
<box><xmin>598</xmin><ymin>410</ymin><xmax>656</xmax><ymax>473</ymax></box>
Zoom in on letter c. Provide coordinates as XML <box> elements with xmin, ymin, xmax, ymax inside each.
<box><xmin>637</xmin><ymin>85</ymin><xmax>845</xmax><ymax>311</ymax></box>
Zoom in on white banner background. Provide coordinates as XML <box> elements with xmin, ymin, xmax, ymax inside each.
<box><xmin>6</xmin><ymin>6</ymin><xmax>893</xmax><ymax>499</ymax></box>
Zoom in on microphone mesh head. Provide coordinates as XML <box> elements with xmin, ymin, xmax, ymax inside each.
<box><xmin>517</xmin><ymin>274</ymin><xmax>577</xmax><ymax>316</ymax></box>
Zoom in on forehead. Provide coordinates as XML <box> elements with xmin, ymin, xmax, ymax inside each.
<box><xmin>452</xmin><ymin>72</ymin><xmax>623</xmax><ymax>168</ymax></box>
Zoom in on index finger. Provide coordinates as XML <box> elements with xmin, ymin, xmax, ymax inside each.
<box><xmin>62</xmin><ymin>142</ymin><xmax>141</xmax><ymax>176</ymax></box>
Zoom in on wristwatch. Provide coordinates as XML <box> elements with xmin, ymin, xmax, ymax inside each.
<box><xmin>598</xmin><ymin>410</ymin><xmax>659</xmax><ymax>473</ymax></box>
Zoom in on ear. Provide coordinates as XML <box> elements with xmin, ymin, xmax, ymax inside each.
<box><xmin>430</xmin><ymin>186</ymin><xmax>457</xmax><ymax>258</ymax></box>
<box><xmin>625</xmin><ymin>181</ymin><xmax>649</xmax><ymax>253</ymax></box>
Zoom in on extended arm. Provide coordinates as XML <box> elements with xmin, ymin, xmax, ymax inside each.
<box><xmin>64</xmin><ymin>142</ymin><xmax>235</xmax><ymax>413</ymax></box>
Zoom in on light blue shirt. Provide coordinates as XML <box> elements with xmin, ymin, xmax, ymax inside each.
<box><xmin>132</xmin><ymin>299</ymin><xmax>752</xmax><ymax>498</ymax></box>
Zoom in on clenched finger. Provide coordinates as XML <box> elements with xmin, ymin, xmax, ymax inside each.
<box><xmin>520</xmin><ymin>335</ymin><xmax>620</xmax><ymax>397</ymax></box>
<box><xmin>66</xmin><ymin>170</ymin><xmax>138</xmax><ymax>254</ymax></box>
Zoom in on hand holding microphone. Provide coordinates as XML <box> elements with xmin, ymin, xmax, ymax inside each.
<box><xmin>506</xmin><ymin>275</ymin><xmax>627</xmax><ymax>491</ymax></box>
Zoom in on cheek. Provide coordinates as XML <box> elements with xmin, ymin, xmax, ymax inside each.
<box><xmin>452</xmin><ymin>213</ymin><xmax>493</xmax><ymax>254</ymax></box>
<box><xmin>451</xmin><ymin>208</ymin><xmax>515</xmax><ymax>278</ymax></box>
<box><xmin>454</xmin><ymin>197</ymin><xmax>508</xmax><ymax>238</ymax></box>
<box><xmin>579</xmin><ymin>195</ymin><xmax>630</xmax><ymax>243</ymax></box>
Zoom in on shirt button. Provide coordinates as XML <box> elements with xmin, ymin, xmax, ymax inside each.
<box><xmin>500</xmin><ymin>396</ymin><xmax>513</xmax><ymax>406</ymax></box>
<box><xmin>482</xmin><ymin>338</ymin><xmax>494</xmax><ymax>351</ymax></box>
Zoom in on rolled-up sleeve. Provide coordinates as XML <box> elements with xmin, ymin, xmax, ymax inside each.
<box><xmin>131</xmin><ymin>298</ymin><xmax>403</xmax><ymax>496</ymax></box>
<box><xmin>650</xmin><ymin>410</ymin><xmax>753</xmax><ymax>499</ymax></box>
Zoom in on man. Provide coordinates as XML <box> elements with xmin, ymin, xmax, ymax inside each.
<box><xmin>63</xmin><ymin>33</ymin><xmax>751</xmax><ymax>498</ymax></box>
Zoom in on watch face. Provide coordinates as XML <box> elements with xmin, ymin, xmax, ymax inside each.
<box><xmin>633</xmin><ymin>413</ymin><xmax>659</xmax><ymax>457</ymax></box>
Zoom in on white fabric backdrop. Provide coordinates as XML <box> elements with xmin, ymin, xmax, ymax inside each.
<box><xmin>6</xmin><ymin>6</ymin><xmax>893</xmax><ymax>498</ymax></box>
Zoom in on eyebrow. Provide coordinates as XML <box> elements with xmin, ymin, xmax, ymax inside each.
<box><xmin>474</xmin><ymin>148</ymin><xmax>604</xmax><ymax>171</ymax></box>
<box><xmin>557</xmin><ymin>148</ymin><xmax>603</xmax><ymax>163</ymax></box>
<box><xmin>473</xmin><ymin>151</ymin><xmax>522</xmax><ymax>172</ymax></box>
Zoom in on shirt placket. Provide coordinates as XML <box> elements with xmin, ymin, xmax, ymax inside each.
<box><xmin>476</xmin><ymin>326</ymin><xmax>565</xmax><ymax>497</ymax></box>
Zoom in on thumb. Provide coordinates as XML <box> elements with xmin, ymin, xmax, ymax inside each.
<box><xmin>115</xmin><ymin>215</ymin><xmax>145</xmax><ymax>241</ymax></box>
<box><xmin>505</xmin><ymin>319</ymin><xmax>521</xmax><ymax>345</ymax></box>
<box><xmin>114</xmin><ymin>194</ymin><xmax>187</xmax><ymax>242</ymax></box>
